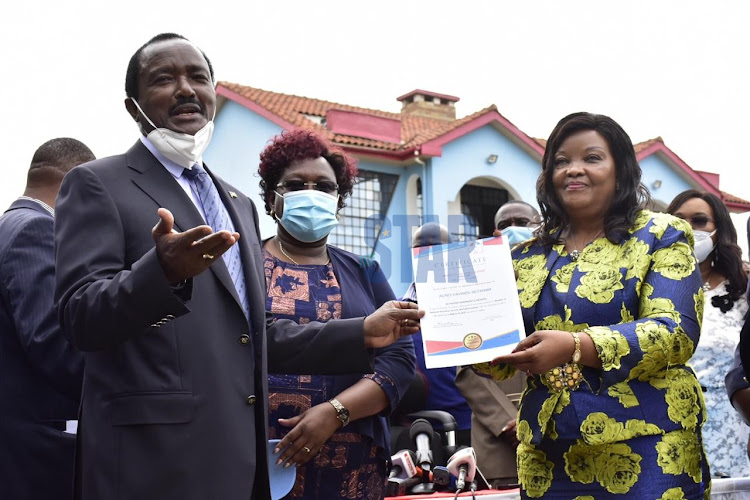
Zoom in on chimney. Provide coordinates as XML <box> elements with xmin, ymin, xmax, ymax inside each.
<box><xmin>397</xmin><ymin>89</ymin><xmax>459</xmax><ymax>121</ymax></box>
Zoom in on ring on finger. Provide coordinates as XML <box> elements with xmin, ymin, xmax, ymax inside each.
<box><xmin>202</xmin><ymin>253</ymin><xmax>215</xmax><ymax>260</ymax></box>
<box><xmin>302</xmin><ymin>446</ymin><xmax>311</xmax><ymax>453</ymax></box>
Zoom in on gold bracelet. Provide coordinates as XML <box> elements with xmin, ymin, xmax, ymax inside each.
<box><xmin>544</xmin><ymin>332</ymin><xmax>583</xmax><ymax>392</ymax></box>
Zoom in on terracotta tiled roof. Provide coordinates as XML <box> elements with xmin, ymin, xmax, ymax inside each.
<box><xmin>722</xmin><ymin>191</ymin><xmax>750</xmax><ymax>207</ymax></box>
<box><xmin>218</xmin><ymin>81</ymin><xmax>498</xmax><ymax>153</ymax></box>
<box><xmin>633</xmin><ymin>137</ymin><xmax>663</xmax><ymax>153</ymax></box>
<box><xmin>218</xmin><ymin>82</ymin><xmax>750</xmax><ymax>212</ymax></box>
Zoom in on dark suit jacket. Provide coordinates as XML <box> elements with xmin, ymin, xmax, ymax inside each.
<box><xmin>0</xmin><ymin>198</ymin><xmax>83</xmax><ymax>500</ymax></box>
<box><xmin>54</xmin><ymin>141</ymin><xmax>373</xmax><ymax>500</ymax></box>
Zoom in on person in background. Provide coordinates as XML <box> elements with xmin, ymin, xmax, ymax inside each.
<box><xmin>401</xmin><ymin>222</ymin><xmax>473</xmax><ymax>447</ymax></box>
<box><xmin>258</xmin><ymin>129</ymin><xmax>416</xmax><ymax>499</ymax></box>
<box><xmin>475</xmin><ymin>112</ymin><xmax>709</xmax><ymax>497</ymax></box>
<box><xmin>53</xmin><ymin>34</ymin><xmax>421</xmax><ymax>500</ymax></box>
<box><xmin>736</xmin><ymin>219</ymin><xmax>750</xmax><ymax>419</ymax></box>
<box><xmin>667</xmin><ymin>189</ymin><xmax>750</xmax><ymax>478</ymax></box>
<box><xmin>0</xmin><ymin>138</ymin><xmax>94</xmax><ymax>499</ymax></box>
<box><xmin>727</xmin><ymin>349</ymin><xmax>750</xmax><ymax>426</ymax></box>
<box><xmin>494</xmin><ymin>199</ymin><xmax>540</xmax><ymax>248</ymax></box>
<box><xmin>453</xmin><ymin>199</ymin><xmax>538</xmax><ymax>488</ymax></box>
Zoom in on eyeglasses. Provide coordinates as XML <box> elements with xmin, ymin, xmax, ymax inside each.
<box><xmin>496</xmin><ymin>217</ymin><xmax>539</xmax><ymax>230</ymax></box>
<box><xmin>677</xmin><ymin>215</ymin><xmax>714</xmax><ymax>230</ymax></box>
<box><xmin>276</xmin><ymin>180</ymin><xmax>339</xmax><ymax>194</ymax></box>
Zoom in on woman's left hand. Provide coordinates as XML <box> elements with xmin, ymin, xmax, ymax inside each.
<box><xmin>491</xmin><ymin>330</ymin><xmax>576</xmax><ymax>374</ymax></box>
<box><xmin>273</xmin><ymin>403</ymin><xmax>341</xmax><ymax>467</ymax></box>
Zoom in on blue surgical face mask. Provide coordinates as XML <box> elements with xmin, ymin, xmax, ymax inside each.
<box><xmin>276</xmin><ymin>190</ymin><xmax>339</xmax><ymax>243</ymax></box>
<box><xmin>501</xmin><ymin>226</ymin><xmax>534</xmax><ymax>247</ymax></box>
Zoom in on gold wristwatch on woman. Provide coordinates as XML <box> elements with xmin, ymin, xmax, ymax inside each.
<box><xmin>328</xmin><ymin>398</ymin><xmax>350</xmax><ymax>427</ymax></box>
<box><xmin>571</xmin><ymin>331</ymin><xmax>581</xmax><ymax>363</ymax></box>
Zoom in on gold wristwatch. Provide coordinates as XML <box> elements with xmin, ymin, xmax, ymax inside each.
<box><xmin>328</xmin><ymin>398</ymin><xmax>350</xmax><ymax>427</ymax></box>
<box><xmin>571</xmin><ymin>331</ymin><xmax>581</xmax><ymax>364</ymax></box>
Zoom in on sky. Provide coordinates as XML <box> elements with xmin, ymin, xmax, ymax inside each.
<box><xmin>3</xmin><ymin>1</ymin><xmax>749</xmax><ymax>251</ymax></box>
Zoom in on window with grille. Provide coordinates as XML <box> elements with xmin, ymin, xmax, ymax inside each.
<box><xmin>457</xmin><ymin>185</ymin><xmax>510</xmax><ymax>240</ymax></box>
<box><xmin>328</xmin><ymin>170</ymin><xmax>399</xmax><ymax>257</ymax></box>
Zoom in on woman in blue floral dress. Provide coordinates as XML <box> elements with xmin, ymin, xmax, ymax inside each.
<box><xmin>476</xmin><ymin>112</ymin><xmax>711</xmax><ymax>498</ymax></box>
<box><xmin>668</xmin><ymin>190</ymin><xmax>750</xmax><ymax>478</ymax></box>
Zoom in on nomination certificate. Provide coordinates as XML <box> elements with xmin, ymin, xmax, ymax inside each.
<box><xmin>411</xmin><ymin>236</ymin><xmax>525</xmax><ymax>369</ymax></box>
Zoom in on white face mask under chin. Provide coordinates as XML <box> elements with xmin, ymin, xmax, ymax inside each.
<box><xmin>693</xmin><ymin>229</ymin><xmax>716</xmax><ymax>264</ymax></box>
<box><xmin>130</xmin><ymin>97</ymin><xmax>214</xmax><ymax>169</ymax></box>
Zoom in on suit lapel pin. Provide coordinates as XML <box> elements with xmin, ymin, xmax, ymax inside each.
<box><xmin>229</xmin><ymin>191</ymin><xmax>238</xmax><ymax>198</ymax></box>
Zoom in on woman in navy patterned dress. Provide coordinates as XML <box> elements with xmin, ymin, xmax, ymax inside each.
<box><xmin>257</xmin><ymin>129</ymin><xmax>415</xmax><ymax>500</ymax></box>
<box><xmin>476</xmin><ymin>113</ymin><xmax>711</xmax><ymax>498</ymax></box>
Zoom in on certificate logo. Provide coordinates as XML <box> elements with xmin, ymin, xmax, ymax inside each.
<box><xmin>463</xmin><ymin>333</ymin><xmax>483</xmax><ymax>350</ymax></box>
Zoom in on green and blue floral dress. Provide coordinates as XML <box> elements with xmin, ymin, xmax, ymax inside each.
<box><xmin>476</xmin><ymin>211</ymin><xmax>711</xmax><ymax>499</ymax></box>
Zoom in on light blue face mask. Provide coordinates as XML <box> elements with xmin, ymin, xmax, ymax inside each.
<box><xmin>276</xmin><ymin>190</ymin><xmax>339</xmax><ymax>243</ymax></box>
<box><xmin>501</xmin><ymin>226</ymin><xmax>534</xmax><ymax>247</ymax></box>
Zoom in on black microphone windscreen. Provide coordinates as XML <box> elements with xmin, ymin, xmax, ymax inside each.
<box><xmin>409</xmin><ymin>418</ymin><xmax>434</xmax><ymax>442</ymax></box>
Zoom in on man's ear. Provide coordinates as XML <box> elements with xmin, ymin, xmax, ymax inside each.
<box><xmin>124</xmin><ymin>97</ymin><xmax>139</xmax><ymax>122</ymax></box>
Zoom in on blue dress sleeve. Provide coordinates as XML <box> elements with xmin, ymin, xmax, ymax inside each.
<box><xmin>585</xmin><ymin>216</ymin><xmax>703</xmax><ymax>391</ymax></box>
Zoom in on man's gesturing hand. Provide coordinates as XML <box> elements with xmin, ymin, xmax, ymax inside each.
<box><xmin>152</xmin><ymin>208</ymin><xmax>240</xmax><ymax>285</ymax></box>
<box><xmin>362</xmin><ymin>300</ymin><xmax>424</xmax><ymax>348</ymax></box>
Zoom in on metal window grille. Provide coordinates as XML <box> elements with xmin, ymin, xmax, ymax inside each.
<box><xmin>458</xmin><ymin>185</ymin><xmax>509</xmax><ymax>240</ymax></box>
<box><xmin>328</xmin><ymin>170</ymin><xmax>399</xmax><ymax>257</ymax></box>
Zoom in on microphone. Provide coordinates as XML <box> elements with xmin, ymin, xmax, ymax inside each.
<box><xmin>409</xmin><ymin>418</ymin><xmax>434</xmax><ymax>473</ymax></box>
<box><xmin>446</xmin><ymin>447</ymin><xmax>477</xmax><ymax>492</ymax></box>
<box><xmin>432</xmin><ymin>465</ymin><xmax>455</xmax><ymax>490</ymax></box>
<box><xmin>388</xmin><ymin>449</ymin><xmax>418</xmax><ymax>480</ymax></box>
<box><xmin>385</xmin><ymin>475</ymin><xmax>422</xmax><ymax>496</ymax></box>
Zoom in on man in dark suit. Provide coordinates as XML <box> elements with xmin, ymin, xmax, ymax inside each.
<box><xmin>0</xmin><ymin>138</ymin><xmax>95</xmax><ymax>499</ymax></box>
<box><xmin>54</xmin><ymin>33</ymin><xmax>421</xmax><ymax>500</ymax></box>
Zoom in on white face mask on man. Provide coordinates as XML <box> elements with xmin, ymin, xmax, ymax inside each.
<box><xmin>130</xmin><ymin>97</ymin><xmax>214</xmax><ymax>169</ymax></box>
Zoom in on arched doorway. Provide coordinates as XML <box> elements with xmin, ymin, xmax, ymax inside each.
<box><xmin>448</xmin><ymin>177</ymin><xmax>523</xmax><ymax>240</ymax></box>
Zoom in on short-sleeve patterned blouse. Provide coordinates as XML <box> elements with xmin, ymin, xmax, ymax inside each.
<box><xmin>262</xmin><ymin>250</ymin><xmax>395</xmax><ymax>500</ymax></box>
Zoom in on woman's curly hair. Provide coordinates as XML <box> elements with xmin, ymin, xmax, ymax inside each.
<box><xmin>258</xmin><ymin>129</ymin><xmax>358</xmax><ymax>215</ymax></box>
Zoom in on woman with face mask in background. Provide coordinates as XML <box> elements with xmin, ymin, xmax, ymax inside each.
<box><xmin>667</xmin><ymin>189</ymin><xmax>750</xmax><ymax>479</ymax></box>
<box><xmin>257</xmin><ymin>130</ymin><xmax>415</xmax><ymax>499</ymax></box>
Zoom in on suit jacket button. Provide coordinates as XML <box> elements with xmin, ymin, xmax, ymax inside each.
<box><xmin>239</xmin><ymin>334</ymin><xmax>250</xmax><ymax>345</ymax></box>
<box><xmin>246</xmin><ymin>395</ymin><xmax>256</xmax><ymax>405</ymax></box>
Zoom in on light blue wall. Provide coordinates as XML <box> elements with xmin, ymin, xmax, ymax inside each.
<box><xmin>391</xmin><ymin>125</ymin><xmax>543</xmax><ymax>297</ymax></box>
<box><xmin>639</xmin><ymin>154</ymin><xmax>699</xmax><ymax>208</ymax></box>
<box><xmin>206</xmin><ymin>101</ymin><xmax>724</xmax><ymax>301</ymax></box>
<box><xmin>204</xmin><ymin>100</ymin><xmax>283</xmax><ymax>239</ymax></box>
<box><xmin>429</xmin><ymin>124</ymin><xmax>541</xmax><ymax>225</ymax></box>
<box><xmin>207</xmin><ymin>105</ymin><xmax>542</xmax><ymax>298</ymax></box>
